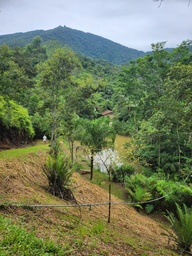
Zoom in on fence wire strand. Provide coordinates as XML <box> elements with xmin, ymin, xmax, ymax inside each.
<box><xmin>0</xmin><ymin>193</ymin><xmax>168</xmax><ymax>209</ymax></box>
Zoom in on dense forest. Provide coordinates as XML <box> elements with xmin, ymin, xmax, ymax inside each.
<box><xmin>0</xmin><ymin>26</ymin><xmax>146</xmax><ymax>65</ymax></box>
<box><xmin>1</xmin><ymin>35</ymin><xmax>192</xmax><ymax>252</ymax></box>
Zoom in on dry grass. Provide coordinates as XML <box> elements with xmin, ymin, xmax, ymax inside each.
<box><xmin>0</xmin><ymin>150</ymin><xmax>180</xmax><ymax>255</ymax></box>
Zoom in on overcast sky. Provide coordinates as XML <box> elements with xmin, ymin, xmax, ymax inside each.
<box><xmin>0</xmin><ymin>0</ymin><xmax>191</xmax><ymax>52</ymax></box>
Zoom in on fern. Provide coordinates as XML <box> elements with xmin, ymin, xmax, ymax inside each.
<box><xmin>43</xmin><ymin>153</ymin><xmax>74</xmax><ymax>200</ymax></box>
<box><xmin>133</xmin><ymin>185</ymin><xmax>152</xmax><ymax>202</ymax></box>
<box><xmin>163</xmin><ymin>203</ymin><xmax>192</xmax><ymax>253</ymax></box>
<box><xmin>125</xmin><ymin>174</ymin><xmax>153</xmax><ymax>202</ymax></box>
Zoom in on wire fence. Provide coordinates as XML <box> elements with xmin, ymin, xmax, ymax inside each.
<box><xmin>0</xmin><ymin>193</ymin><xmax>168</xmax><ymax>209</ymax></box>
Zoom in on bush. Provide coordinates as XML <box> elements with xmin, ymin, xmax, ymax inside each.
<box><xmin>124</xmin><ymin>174</ymin><xmax>155</xmax><ymax>211</ymax></box>
<box><xmin>124</xmin><ymin>173</ymin><xmax>192</xmax><ymax>214</ymax></box>
<box><xmin>111</xmin><ymin>164</ymin><xmax>135</xmax><ymax>183</ymax></box>
<box><xmin>0</xmin><ymin>96</ymin><xmax>34</xmax><ymax>145</ymax></box>
<box><xmin>162</xmin><ymin>204</ymin><xmax>192</xmax><ymax>253</ymax></box>
<box><xmin>43</xmin><ymin>153</ymin><xmax>74</xmax><ymax>200</ymax></box>
<box><xmin>154</xmin><ymin>179</ymin><xmax>192</xmax><ymax>213</ymax></box>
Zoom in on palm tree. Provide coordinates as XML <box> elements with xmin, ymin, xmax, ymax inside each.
<box><xmin>77</xmin><ymin>116</ymin><xmax>116</xmax><ymax>180</ymax></box>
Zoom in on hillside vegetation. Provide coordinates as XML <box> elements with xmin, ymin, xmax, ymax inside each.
<box><xmin>0</xmin><ymin>145</ymin><xmax>178</xmax><ymax>256</ymax></box>
<box><xmin>0</xmin><ymin>26</ymin><xmax>145</xmax><ymax>65</ymax></box>
<box><xmin>1</xmin><ymin>30</ymin><xmax>192</xmax><ymax>255</ymax></box>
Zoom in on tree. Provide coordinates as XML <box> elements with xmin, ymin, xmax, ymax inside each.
<box><xmin>114</xmin><ymin>41</ymin><xmax>192</xmax><ymax>180</ymax></box>
<box><xmin>0</xmin><ymin>44</ymin><xmax>30</xmax><ymax>106</ymax></box>
<box><xmin>61</xmin><ymin>111</ymin><xmax>79</xmax><ymax>162</ymax></box>
<box><xmin>77</xmin><ymin>116</ymin><xmax>116</xmax><ymax>180</ymax></box>
<box><xmin>23</xmin><ymin>36</ymin><xmax>47</xmax><ymax>78</ymax></box>
<box><xmin>113</xmin><ymin>42</ymin><xmax>169</xmax><ymax>135</ymax></box>
<box><xmin>0</xmin><ymin>96</ymin><xmax>34</xmax><ymax>145</ymax></box>
<box><xmin>68</xmin><ymin>72</ymin><xmax>104</xmax><ymax>119</ymax></box>
<box><xmin>38</xmin><ymin>47</ymin><xmax>81</xmax><ymax>154</ymax></box>
<box><xmin>163</xmin><ymin>63</ymin><xmax>192</xmax><ymax>178</ymax></box>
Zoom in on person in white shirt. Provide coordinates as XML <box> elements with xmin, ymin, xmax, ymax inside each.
<box><xmin>43</xmin><ymin>135</ymin><xmax>47</xmax><ymax>143</ymax></box>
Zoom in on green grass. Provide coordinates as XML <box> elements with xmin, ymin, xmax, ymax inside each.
<box><xmin>0</xmin><ymin>141</ymin><xmax>49</xmax><ymax>160</ymax></box>
<box><xmin>0</xmin><ymin>214</ymin><xmax>70</xmax><ymax>256</ymax></box>
<box><xmin>85</xmin><ymin>169</ymin><xmax>127</xmax><ymax>200</ymax></box>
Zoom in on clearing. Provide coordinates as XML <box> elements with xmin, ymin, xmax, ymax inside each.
<box><xmin>0</xmin><ymin>143</ymin><xmax>180</xmax><ymax>255</ymax></box>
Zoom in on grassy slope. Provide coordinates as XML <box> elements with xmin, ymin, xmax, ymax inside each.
<box><xmin>0</xmin><ymin>142</ymin><xmax>179</xmax><ymax>256</ymax></box>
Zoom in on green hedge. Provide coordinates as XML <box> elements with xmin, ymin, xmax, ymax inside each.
<box><xmin>0</xmin><ymin>96</ymin><xmax>34</xmax><ymax>145</ymax></box>
<box><xmin>124</xmin><ymin>173</ymin><xmax>192</xmax><ymax>214</ymax></box>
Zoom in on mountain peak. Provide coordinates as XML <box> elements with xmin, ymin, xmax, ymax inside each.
<box><xmin>0</xmin><ymin>26</ymin><xmax>146</xmax><ymax>65</ymax></box>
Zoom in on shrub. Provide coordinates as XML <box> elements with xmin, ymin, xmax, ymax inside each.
<box><xmin>124</xmin><ymin>174</ymin><xmax>155</xmax><ymax>211</ymax></box>
<box><xmin>43</xmin><ymin>153</ymin><xmax>74</xmax><ymax>200</ymax></box>
<box><xmin>0</xmin><ymin>96</ymin><xmax>34</xmax><ymax>144</ymax></box>
<box><xmin>111</xmin><ymin>164</ymin><xmax>135</xmax><ymax>183</ymax></box>
<box><xmin>124</xmin><ymin>174</ymin><xmax>192</xmax><ymax>214</ymax></box>
<box><xmin>154</xmin><ymin>179</ymin><xmax>192</xmax><ymax>213</ymax></box>
<box><xmin>162</xmin><ymin>204</ymin><xmax>192</xmax><ymax>253</ymax></box>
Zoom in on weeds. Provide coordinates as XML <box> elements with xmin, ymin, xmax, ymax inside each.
<box><xmin>0</xmin><ymin>214</ymin><xmax>66</xmax><ymax>255</ymax></box>
<box><xmin>75</xmin><ymin>220</ymin><xmax>106</xmax><ymax>238</ymax></box>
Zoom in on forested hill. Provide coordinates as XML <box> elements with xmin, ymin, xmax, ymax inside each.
<box><xmin>0</xmin><ymin>25</ymin><xmax>146</xmax><ymax>65</ymax></box>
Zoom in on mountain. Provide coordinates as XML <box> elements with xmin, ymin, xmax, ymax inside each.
<box><xmin>0</xmin><ymin>26</ymin><xmax>146</xmax><ymax>65</ymax></box>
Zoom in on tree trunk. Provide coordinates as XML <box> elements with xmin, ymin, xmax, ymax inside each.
<box><xmin>71</xmin><ymin>140</ymin><xmax>74</xmax><ymax>163</ymax></box>
<box><xmin>90</xmin><ymin>149</ymin><xmax>94</xmax><ymax>180</ymax></box>
<box><xmin>108</xmin><ymin>174</ymin><xmax>112</xmax><ymax>224</ymax></box>
<box><xmin>69</xmin><ymin>139</ymin><xmax>74</xmax><ymax>163</ymax></box>
<box><xmin>158</xmin><ymin>135</ymin><xmax>161</xmax><ymax>167</ymax></box>
<box><xmin>50</xmin><ymin>91</ymin><xmax>58</xmax><ymax>155</ymax></box>
<box><xmin>176</xmin><ymin>124</ymin><xmax>181</xmax><ymax>168</ymax></box>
